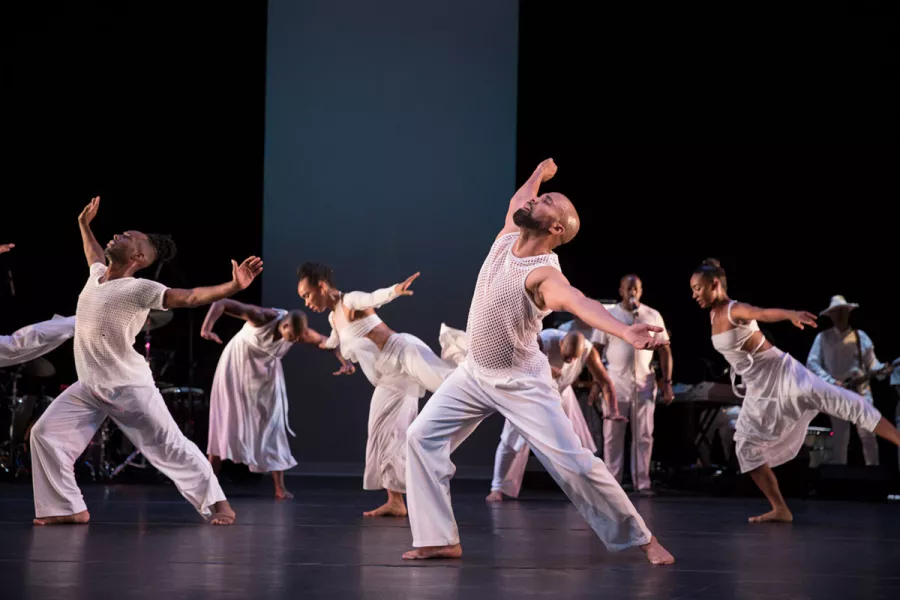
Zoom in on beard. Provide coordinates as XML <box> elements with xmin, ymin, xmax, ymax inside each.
<box><xmin>104</xmin><ymin>245</ymin><xmax>126</xmax><ymax>263</ymax></box>
<box><xmin>512</xmin><ymin>207</ymin><xmax>550</xmax><ymax>232</ymax></box>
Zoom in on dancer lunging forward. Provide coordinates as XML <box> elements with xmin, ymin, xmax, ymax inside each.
<box><xmin>690</xmin><ymin>258</ymin><xmax>900</xmax><ymax>523</ymax></box>
<box><xmin>297</xmin><ymin>264</ymin><xmax>454</xmax><ymax>518</ymax></box>
<box><xmin>202</xmin><ymin>300</ymin><xmax>351</xmax><ymax>499</ymax></box>
<box><xmin>403</xmin><ymin>159</ymin><xmax>674</xmax><ymax>565</ymax></box>
<box><xmin>30</xmin><ymin>196</ymin><xmax>262</xmax><ymax>526</ymax></box>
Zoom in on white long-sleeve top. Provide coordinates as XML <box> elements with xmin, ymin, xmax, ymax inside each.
<box><xmin>321</xmin><ymin>284</ymin><xmax>400</xmax><ymax>357</ymax></box>
<box><xmin>0</xmin><ymin>314</ymin><xmax>76</xmax><ymax>368</ymax></box>
<box><xmin>806</xmin><ymin>327</ymin><xmax>886</xmax><ymax>395</ymax></box>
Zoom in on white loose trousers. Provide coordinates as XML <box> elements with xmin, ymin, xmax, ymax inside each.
<box><xmin>31</xmin><ymin>382</ymin><xmax>225</xmax><ymax>518</ymax></box>
<box><xmin>406</xmin><ymin>365</ymin><xmax>652</xmax><ymax>551</ymax></box>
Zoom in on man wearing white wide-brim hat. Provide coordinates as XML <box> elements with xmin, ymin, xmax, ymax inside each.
<box><xmin>806</xmin><ymin>295</ymin><xmax>890</xmax><ymax>466</ymax></box>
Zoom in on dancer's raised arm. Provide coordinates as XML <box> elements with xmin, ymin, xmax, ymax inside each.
<box><xmin>529</xmin><ymin>267</ymin><xmax>668</xmax><ymax>350</ymax></box>
<box><xmin>164</xmin><ymin>257</ymin><xmax>263</xmax><ymax>309</ymax></box>
<box><xmin>342</xmin><ymin>272</ymin><xmax>420</xmax><ymax>311</ymax></box>
<box><xmin>77</xmin><ymin>196</ymin><xmax>105</xmax><ymax>267</ymax></box>
<box><xmin>497</xmin><ymin>158</ymin><xmax>557</xmax><ymax>239</ymax></box>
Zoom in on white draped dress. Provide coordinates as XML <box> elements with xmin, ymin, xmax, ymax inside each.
<box><xmin>207</xmin><ymin>309</ymin><xmax>297</xmax><ymax>473</ymax></box>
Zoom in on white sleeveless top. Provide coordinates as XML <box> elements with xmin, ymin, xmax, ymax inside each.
<box><xmin>465</xmin><ymin>233</ymin><xmax>561</xmax><ymax>378</ymax></box>
<box><xmin>711</xmin><ymin>300</ymin><xmax>767</xmax><ymax>398</ymax></box>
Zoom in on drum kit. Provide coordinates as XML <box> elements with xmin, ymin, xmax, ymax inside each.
<box><xmin>0</xmin><ymin>309</ymin><xmax>210</xmax><ymax>482</ymax></box>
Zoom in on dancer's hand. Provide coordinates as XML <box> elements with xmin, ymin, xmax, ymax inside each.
<box><xmin>395</xmin><ymin>272</ymin><xmax>420</xmax><ymax>296</ymax></box>
<box><xmin>661</xmin><ymin>380</ymin><xmax>675</xmax><ymax>405</ymax></box>
<box><xmin>333</xmin><ymin>363</ymin><xmax>356</xmax><ymax>376</ymax></box>
<box><xmin>623</xmin><ymin>323</ymin><xmax>668</xmax><ymax>350</ymax></box>
<box><xmin>231</xmin><ymin>256</ymin><xmax>263</xmax><ymax>290</ymax></box>
<box><xmin>788</xmin><ymin>310</ymin><xmax>817</xmax><ymax>330</ymax></box>
<box><xmin>538</xmin><ymin>158</ymin><xmax>557</xmax><ymax>181</ymax></box>
<box><xmin>201</xmin><ymin>330</ymin><xmax>223</xmax><ymax>344</ymax></box>
<box><xmin>550</xmin><ymin>366</ymin><xmax>563</xmax><ymax>379</ymax></box>
<box><xmin>0</xmin><ymin>243</ymin><xmax>14</xmax><ymax>255</ymax></box>
<box><xmin>78</xmin><ymin>196</ymin><xmax>100</xmax><ymax>225</ymax></box>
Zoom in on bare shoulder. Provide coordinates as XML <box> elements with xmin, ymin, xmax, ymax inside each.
<box><xmin>526</xmin><ymin>265</ymin><xmax>568</xmax><ymax>291</ymax></box>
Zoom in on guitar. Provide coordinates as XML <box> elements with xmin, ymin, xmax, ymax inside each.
<box><xmin>840</xmin><ymin>358</ymin><xmax>899</xmax><ymax>391</ymax></box>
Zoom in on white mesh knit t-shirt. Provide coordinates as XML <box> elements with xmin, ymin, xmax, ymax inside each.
<box><xmin>74</xmin><ymin>262</ymin><xmax>168</xmax><ymax>388</ymax></box>
<box><xmin>465</xmin><ymin>233</ymin><xmax>561</xmax><ymax>378</ymax></box>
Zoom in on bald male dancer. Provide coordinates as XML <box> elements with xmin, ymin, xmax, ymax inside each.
<box><xmin>403</xmin><ymin>159</ymin><xmax>674</xmax><ymax>564</ymax></box>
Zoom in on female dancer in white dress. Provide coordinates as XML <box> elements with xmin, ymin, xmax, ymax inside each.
<box><xmin>201</xmin><ymin>300</ymin><xmax>352</xmax><ymax>499</ymax></box>
<box><xmin>691</xmin><ymin>258</ymin><xmax>900</xmax><ymax>523</ymax></box>
<box><xmin>297</xmin><ymin>263</ymin><xmax>454</xmax><ymax>517</ymax></box>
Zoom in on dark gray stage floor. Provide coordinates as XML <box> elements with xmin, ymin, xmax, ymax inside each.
<box><xmin>1</xmin><ymin>480</ymin><xmax>898</xmax><ymax>599</ymax></box>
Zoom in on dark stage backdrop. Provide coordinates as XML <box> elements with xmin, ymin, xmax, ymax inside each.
<box><xmin>262</xmin><ymin>0</ymin><xmax>520</xmax><ymax>470</ymax></box>
<box><xmin>3</xmin><ymin>1</ymin><xmax>896</xmax><ymax>477</ymax></box>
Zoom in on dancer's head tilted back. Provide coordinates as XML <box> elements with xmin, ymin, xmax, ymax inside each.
<box><xmin>104</xmin><ymin>231</ymin><xmax>176</xmax><ymax>273</ymax></box>
<box><xmin>512</xmin><ymin>192</ymin><xmax>580</xmax><ymax>248</ymax></box>
<box><xmin>296</xmin><ymin>261</ymin><xmax>337</xmax><ymax>313</ymax></box>
<box><xmin>690</xmin><ymin>258</ymin><xmax>728</xmax><ymax>309</ymax></box>
<box><xmin>560</xmin><ymin>331</ymin><xmax>586</xmax><ymax>363</ymax></box>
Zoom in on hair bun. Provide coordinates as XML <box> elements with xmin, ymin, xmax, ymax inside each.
<box><xmin>702</xmin><ymin>258</ymin><xmax>721</xmax><ymax>268</ymax></box>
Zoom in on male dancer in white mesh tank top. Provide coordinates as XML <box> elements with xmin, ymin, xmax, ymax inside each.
<box><xmin>29</xmin><ymin>196</ymin><xmax>261</xmax><ymax>526</ymax></box>
<box><xmin>402</xmin><ymin>159</ymin><xmax>675</xmax><ymax>564</ymax></box>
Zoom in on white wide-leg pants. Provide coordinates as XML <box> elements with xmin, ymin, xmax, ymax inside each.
<box><xmin>602</xmin><ymin>381</ymin><xmax>656</xmax><ymax>491</ymax></box>
<box><xmin>363</xmin><ymin>333</ymin><xmax>455</xmax><ymax>492</ymax></box>
<box><xmin>30</xmin><ymin>382</ymin><xmax>226</xmax><ymax>518</ymax></box>
<box><xmin>490</xmin><ymin>385</ymin><xmax>598</xmax><ymax>498</ymax></box>
<box><xmin>406</xmin><ymin>366</ymin><xmax>652</xmax><ymax>551</ymax></box>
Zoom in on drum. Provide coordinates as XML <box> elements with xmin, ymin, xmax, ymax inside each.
<box><xmin>804</xmin><ymin>425</ymin><xmax>832</xmax><ymax>468</ymax></box>
<box><xmin>160</xmin><ymin>386</ymin><xmax>208</xmax><ymax>445</ymax></box>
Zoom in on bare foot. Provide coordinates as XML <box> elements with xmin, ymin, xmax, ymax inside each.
<box><xmin>486</xmin><ymin>490</ymin><xmax>504</xmax><ymax>503</ymax></box>
<box><xmin>402</xmin><ymin>544</ymin><xmax>463</xmax><ymax>560</ymax></box>
<box><xmin>363</xmin><ymin>500</ymin><xmax>407</xmax><ymax>517</ymax></box>
<box><xmin>275</xmin><ymin>489</ymin><xmax>294</xmax><ymax>500</ymax></box>
<box><xmin>748</xmin><ymin>508</ymin><xmax>793</xmax><ymax>523</ymax></box>
<box><xmin>209</xmin><ymin>500</ymin><xmax>236</xmax><ymax>525</ymax></box>
<box><xmin>33</xmin><ymin>510</ymin><xmax>90</xmax><ymax>526</ymax></box>
<box><xmin>640</xmin><ymin>537</ymin><xmax>675</xmax><ymax>565</ymax></box>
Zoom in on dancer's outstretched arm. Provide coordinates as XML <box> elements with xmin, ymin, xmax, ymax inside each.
<box><xmin>163</xmin><ymin>257</ymin><xmax>263</xmax><ymax>309</ymax></box>
<box><xmin>342</xmin><ymin>272</ymin><xmax>420</xmax><ymax>311</ymax></box>
<box><xmin>201</xmin><ymin>300</ymin><xmax>279</xmax><ymax>343</ymax></box>
<box><xmin>529</xmin><ymin>267</ymin><xmax>668</xmax><ymax>350</ymax></box>
<box><xmin>77</xmin><ymin>196</ymin><xmax>105</xmax><ymax>267</ymax></box>
<box><xmin>729</xmin><ymin>303</ymin><xmax>817</xmax><ymax>329</ymax></box>
<box><xmin>497</xmin><ymin>158</ymin><xmax>557</xmax><ymax>239</ymax></box>
<box><xmin>0</xmin><ymin>243</ymin><xmax>14</xmax><ymax>254</ymax></box>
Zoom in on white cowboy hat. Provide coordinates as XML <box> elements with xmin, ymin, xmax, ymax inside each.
<box><xmin>820</xmin><ymin>295</ymin><xmax>859</xmax><ymax>316</ymax></box>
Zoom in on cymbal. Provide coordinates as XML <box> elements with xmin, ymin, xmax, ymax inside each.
<box><xmin>143</xmin><ymin>310</ymin><xmax>174</xmax><ymax>332</ymax></box>
<box><xmin>23</xmin><ymin>357</ymin><xmax>56</xmax><ymax>378</ymax></box>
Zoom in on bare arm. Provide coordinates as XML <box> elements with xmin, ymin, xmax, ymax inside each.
<box><xmin>532</xmin><ymin>268</ymin><xmax>667</xmax><ymax>350</ymax></box>
<box><xmin>77</xmin><ymin>197</ymin><xmax>105</xmax><ymax>267</ymax></box>
<box><xmin>657</xmin><ymin>344</ymin><xmax>675</xmax><ymax>404</ymax></box>
<box><xmin>729</xmin><ymin>302</ymin><xmax>817</xmax><ymax>330</ymax></box>
<box><xmin>200</xmin><ymin>299</ymin><xmax>278</xmax><ymax>344</ymax></box>
<box><xmin>164</xmin><ymin>257</ymin><xmax>263</xmax><ymax>310</ymax></box>
<box><xmin>585</xmin><ymin>347</ymin><xmax>615</xmax><ymax>404</ymax></box>
<box><xmin>497</xmin><ymin>159</ymin><xmax>557</xmax><ymax>239</ymax></box>
<box><xmin>0</xmin><ymin>243</ymin><xmax>14</xmax><ymax>254</ymax></box>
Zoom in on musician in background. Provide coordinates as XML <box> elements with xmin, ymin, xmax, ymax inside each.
<box><xmin>806</xmin><ymin>295</ymin><xmax>891</xmax><ymax>466</ymax></box>
<box><xmin>594</xmin><ymin>275</ymin><xmax>673</xmax><ymax>495</ymax></box>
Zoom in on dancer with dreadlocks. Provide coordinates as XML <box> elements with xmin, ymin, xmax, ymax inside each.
<box><xmin>29</xmin><ymin>196</ymin><xmax>262</xmax><ymax>526</ymax></box>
